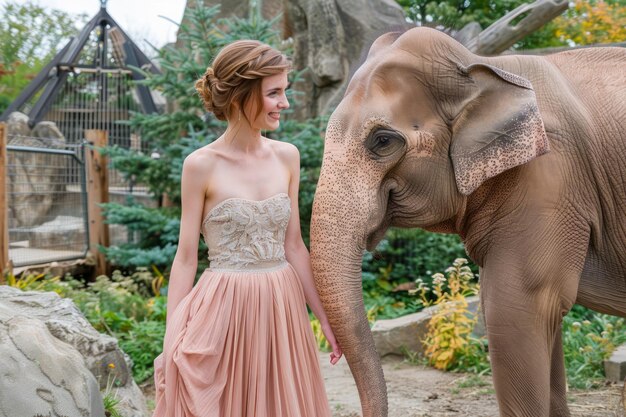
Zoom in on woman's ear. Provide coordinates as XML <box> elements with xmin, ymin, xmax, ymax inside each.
<box><xmin>449</xmin><ymin>64</ymin><xmax>550</xmax><ymax>195</ymax></box>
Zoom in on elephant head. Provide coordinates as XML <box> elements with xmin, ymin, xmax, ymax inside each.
<box><xmin>310</xmin><ymin>27</ymin><xmax>549</xmax><ymax>417</ymax></box>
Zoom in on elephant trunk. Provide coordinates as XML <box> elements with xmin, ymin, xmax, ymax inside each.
<box><xmin>310</xmin><ymin>187</ymin><xmax>388</xmax><ymax>417</ymax></box>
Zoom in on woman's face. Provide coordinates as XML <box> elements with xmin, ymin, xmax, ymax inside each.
<box><xmin>246</xmin><ymin>71</ymin><xmax>290</xmax><ymax>131</ymax></box>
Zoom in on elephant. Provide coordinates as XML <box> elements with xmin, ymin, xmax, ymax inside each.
<box><xmin>309</xmin><ymin>27</ymin><xmax>626</xmax><ymax>417</ymax></box>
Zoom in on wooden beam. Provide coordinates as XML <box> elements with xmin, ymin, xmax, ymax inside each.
<box><xmin>0</xmin><ymin>123</ymin><xmax>8</xmax><ymax>277</ymax></box>
<box><xmin>85</xmin><ymin>130</ymin><xmax>110</xmax><ymax>277</ymax></box>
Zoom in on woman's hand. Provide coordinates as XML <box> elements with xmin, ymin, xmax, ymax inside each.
<box><xmin>321</xmin><ymin>322</ymin><xmax>342</xmax><ymax>365</ymax></box>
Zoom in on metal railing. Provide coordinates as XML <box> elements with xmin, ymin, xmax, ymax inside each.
<box><xmin>6</xmin><ymin>135</ymin><xmax>89</xmax><ymax>267</ymax></box>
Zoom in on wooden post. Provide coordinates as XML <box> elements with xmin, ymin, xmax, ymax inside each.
<box><xmin>85</xmin><ymin>130</ymin><xmax>110</xmax><ymax>277</ymax></box>
<box><xmin>0</xmin><ymin>123</ymin><xmax>8</xmax><ymax>277</ymax></box>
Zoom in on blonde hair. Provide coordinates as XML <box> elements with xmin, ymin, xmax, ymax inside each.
<box><xmin>195</xmin><ymin>40</ymin><xmax>290</xmax><ymax>122</ymax></box>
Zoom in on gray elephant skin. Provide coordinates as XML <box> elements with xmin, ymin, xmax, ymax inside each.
<box><xmin>310</xmin><ymin>27</ymin><xmax>626</xmax><ymax>417</ymax></box>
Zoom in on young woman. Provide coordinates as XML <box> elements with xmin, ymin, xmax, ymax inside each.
<box><xmin>152</xmin><ymin>40</ymin><xmax>342</xmax><ymax>417</ymax></box>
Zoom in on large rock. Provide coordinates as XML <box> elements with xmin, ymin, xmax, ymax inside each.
<box><xmin>0</xmin><ymin>316</ymin><xmax>106</xmax><ymax>417</ymax></box>
<box><xmin>6</xmin><ymin>112</ymin><xmax>68</xmax><ymax>227</ymax></box>
<box><xmin>604</xmin><ymin>343</ymin><xmax>626</xmax><ymax>383</ymax></box>
<box><xmin>6</xmin><ymin>111</ymin><xmax>31</xmax><ymax>137</ymax></box>
<box><xmin>372</xmin><ymin>296</ymin><xmax>482</xmax><ymax>357</ymax></box>
<box><xmin>286</xmin><ymin>0</ymin><xmax>410</xmax><ymax>118</ymax></box>
<box><xmin>0</xmin><ymin>286</ymin><xmax>148</xmax><ymax>417</ymax></box>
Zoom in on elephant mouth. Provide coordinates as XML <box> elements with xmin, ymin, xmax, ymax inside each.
<box><xmin>366</xmin><ymin>218</ymin><xmax>392</xmax><ymax>251</ymax></box>
<box><xmin>365</xmin><ymin>187</ymin><xmax>395</xmax><ymax>251</ymax></box>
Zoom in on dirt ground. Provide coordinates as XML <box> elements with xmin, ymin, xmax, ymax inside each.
<box><xmin>140</xmin><ymin>351</ymin><xmax>625</xmax><ymax>417</ymax></box>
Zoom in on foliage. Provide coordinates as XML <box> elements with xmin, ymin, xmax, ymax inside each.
<box><xmin>395</xmin><ymin>0</ymin><xmax>626</xmax><ymax>50</ymax></box>
<box><xmin>361</xmin><ymin>228</ymin><xmax>473</xmax><ymax>320</ymax></box>
<box><xmin>553</xmin><ymin>0</ymin><xmax>626</xmax><ymax>46</ymax></box>
<box><xmin>102</xmin><ymin>370</ymin><xmax>123</xmax><ymax>417</ymax></box>
<box><xmin>411</xmin><ymin>258</ymin><xmax>490</xmax><ymax>373</ymax></box>
<box><xmin>396</xmin><ymin>0</ymin><xmax>531</xmax><ymax>30</ymax></box>
<box><xmin>562</xmin><ymin>304</ymin><xmax>626</xmax><ymax>389</ymax></box>
<box><xmin>0</xmin><ymin>1</ymin><xmax>87</xmax><ymax>113</ymax></box>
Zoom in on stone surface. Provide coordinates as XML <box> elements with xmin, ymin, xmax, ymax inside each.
<box><xmin>372</xmin><ymin>296</ymin><xmax>482</xmax><ymax>357</ymax></box>
<box><xmin>286</xmin><ymin>0</ymin><xmax>409</xmax><ymax>119</ymax></box>
<box><xmin>6</xmin><ymin>112</ymin><xmax>68</xmax><ymax>227</ymax></box>
<box><xmin>604</xmin><ymin>343</ymin><xmax>626</xmax><ymax>383</ymax></box>
<box><xmin>0</xmin><ymin>286</ymin><xmax>148</xmax><ymax>417</ymax></box>
<box><xmin>0</xmin><ymin>316</ymin><xmax>106</xmax><ymax>417</ymax></box>
<box><xmin>6</xmin><ymin>111</ymin><xmax>31</xmax><ymax>137</ymax></box>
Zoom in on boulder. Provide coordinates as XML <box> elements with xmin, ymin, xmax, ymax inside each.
<box><xmin>6</xmin><ymin>113</ymin><xmax>68</xmax><ymax>227</ymax></box>
<box><xmin>0</xmin><ymin>286</ymin><xmax>148</xmax><ymax>417</ymax></box>
<box><xmin>6</xmin><ymin>111</ymin><xmax>31</xmax><ymax>137</ymax></box>
<box><xmin>604</xmin><ymin>343</ymin><xmax>626</xmax><ymax>383</ymax></box>
<box><xmin>0</xmin><ymin>316</ymin><xmax>105</xmax><ymax>417</ymax></box>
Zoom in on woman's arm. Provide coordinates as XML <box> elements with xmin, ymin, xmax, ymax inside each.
<box><xmin>282</xmin><ymin>143</ymin><xmax>342</xmax><ymax>364</ymax></box>
<box><xmin>165</xmin><ymin>153</ymin><xmax>207</xmax><ymax>328</ymax></box>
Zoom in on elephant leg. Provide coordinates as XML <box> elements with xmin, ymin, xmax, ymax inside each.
<box><xmin>483</xmin><ymin>295</ymin><xmax>567</xmax><ymax>417</ymax></box>
<box><xmin>549</xmin><ymin>330</ymin><xmax>570</xmax><ymax>417</ymax></box>
<box><xmin>481</xmin><ymin>229</ymin><xmax>586</xmax><ymax>417</ymax></box>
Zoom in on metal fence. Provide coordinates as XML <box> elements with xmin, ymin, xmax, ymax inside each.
<box><xmin>6</xmin><ymin>134</ymin><xmax>88</xmax><ymax>267</ymax></box>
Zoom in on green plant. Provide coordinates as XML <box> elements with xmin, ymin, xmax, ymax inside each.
<box><xmin>4</xmin><ymin>270</ymin><xmax>55</xmax><ymax>290</ymax></box>
<box><xmin>411</xmin><ymin>258</ymin><xmax>489</xmax><ymax>373</ymax></box>
<box><xmin>361</xmin><ymin>228</ymin><xmax>474</xmax><ymax>320</ymax></box>
<box><xmin>117</xmin><ymin>320</ymin><xmax>166</xmax><ymax>382</ymax></box>
<box><xmin>102</xmin><ymin>366</ymin><xmax>123</xmax><ymax>417</ymax></box>
<box><xmin>562</xmin><ymin>304</ymin><xmax>626</xmax><ymax>389</ymax></box>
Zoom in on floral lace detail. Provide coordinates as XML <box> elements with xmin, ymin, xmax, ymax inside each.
<box><xmin>202</xmin><ymin>193</ymin><xmax>291</xmax><ymax>270</ymax></box>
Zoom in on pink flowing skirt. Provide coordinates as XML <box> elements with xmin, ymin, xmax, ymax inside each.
<box><xmin>152</xmin><ymin>262</ymin><xmax>331</xmax><ymax>417</ymax></box>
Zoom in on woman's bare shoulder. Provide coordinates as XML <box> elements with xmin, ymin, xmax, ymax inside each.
<box><xmin>266</xmin><ymin>138</ymin><xmax>299</xmax><ymax>163</ymax></box>
<box><xmin>183</xmin><ymin>143</ymin><xmax>223</xmax><ymax>172</ymax></box>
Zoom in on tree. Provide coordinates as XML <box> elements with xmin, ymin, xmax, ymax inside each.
<box><xmin>396</xmin><ymin>0</ymin><xmax>626</xmax><ymax>50</ymax></box>
<box><xmin>553</xmin><ymin>0</ymin><xmax>626</xmax><ymax>46</ymax></box>
<box><xmin>0</xmin><ymin>1</ymin><xmax>87</xmax><ymax>113</ymax></box>
<box><xmin>100</xmin><ymin>5</ymin><xmax>326</xmax><ymax>269</ymax></box>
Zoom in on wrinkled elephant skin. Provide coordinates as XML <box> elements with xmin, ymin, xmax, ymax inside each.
<box><xmin>310</xmin><ymin>27</ymin><xmax>626</xmax><ymax>417</ymax></box>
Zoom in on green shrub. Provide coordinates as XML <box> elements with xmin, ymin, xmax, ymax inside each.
<box><xmin>117</xmin><ymin>320</ymin><xmax>165</xmax><ymax>383</ymax></box>
<box><xmin>361</xmin><ymin>227</ymin><xmax>474</xmax><ymax>319</ymax></box>
<box><xmin>562</xmin><ymin>304</ymin><xmax>626</xmax><ymax>389</ymax></box>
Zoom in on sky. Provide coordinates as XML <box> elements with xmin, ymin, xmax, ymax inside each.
<box><xmin>5</xmin><ymin>0</ymin><xmax>188</xmax><ymax>49</ymax></box>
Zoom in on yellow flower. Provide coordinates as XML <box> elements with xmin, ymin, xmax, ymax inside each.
<box><xmin>108</xmin><ymin>363</ymin><xmax>116</xmax><ymax>369</ymax></box>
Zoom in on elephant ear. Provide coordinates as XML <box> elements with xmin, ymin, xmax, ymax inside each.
<box><xmin>450</xmin><ymin>63</ymin><xmax>550</xmax><ymax>196</ymax></box>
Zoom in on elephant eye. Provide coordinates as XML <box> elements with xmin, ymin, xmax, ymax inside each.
<box><xmin>365</xmin><ymin>128</ymin><xmax>405</xmax><ymax>158</ymax></box>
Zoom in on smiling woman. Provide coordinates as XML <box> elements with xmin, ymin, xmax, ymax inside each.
<box><xmin>151</xmin><ymin>40</ymin><xmax>342</xmax><ymax>417</ymax></box>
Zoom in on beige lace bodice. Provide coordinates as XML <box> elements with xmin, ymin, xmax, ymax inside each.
<box><xmin>201</xmin><ymin>193</ymin><xmax>291</xmax><ymax>271</ymax></box>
